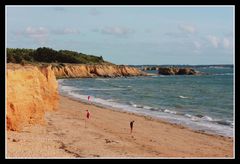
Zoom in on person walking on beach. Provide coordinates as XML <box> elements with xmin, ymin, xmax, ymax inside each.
<box><xmin>130</xmin><ymin>120</ymin><xmax>135</xmax><ymax>134</ymax></box>
<box><xmin>86</xmin><ymin>110</ymin><xmax>90</xmax><ymax>119</ymax></box>
<box><xmin>85</xmin><ymin>110</ymin><xmax>90</xmax><ymax>128</ymax></box>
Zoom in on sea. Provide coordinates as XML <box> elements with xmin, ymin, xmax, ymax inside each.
<box><xmin>58</xmin><ymin>65</ymin><xmax>234</xmax><ymax>137</ymax></box>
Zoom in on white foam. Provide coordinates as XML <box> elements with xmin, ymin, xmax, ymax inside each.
<box><xmin>143</xmin><ymin>106</ymin><xmax>152</xmax><ymax>110</ymax></box>
<box><xmin>164</xmin><ymin>109</ymin><xmax>177</xmax><ymax>114</ymax></box>
<box><xmin>131</xmin><ymin>104</ymin><xmax>143</xmax><ymax>108</ymax></box>
<box><xmin>202</xmin><ymin>115</ymin><xmax>214</xmax><ymax>121</ymax></box>
<box><xmin>214</xmin><ymin>73</ymin><xmax>233</xmax><ymax>76</ymax></box>
<box><xmin>179</xmin><ymin>95</ymin><xmax>189</xmax><ymax>99</ymax></box>
<box><xmin>60</xmin><ymin>85</ymin><xmax>79</xmax><ymax>92</ymax></box>
<box><xmin>190</xmin><ymin>116</ymin><xmax>200</xmax><ymax>122</ymax></box>
<box><xmin>78</xmin><ymin>88</ymin><xmax>126</xmax><ymax>91</ymax></box>
<box><xmin>185</xmin><ymin>114</ymin><xmax>192</xmax><ymax>118</ymax></box>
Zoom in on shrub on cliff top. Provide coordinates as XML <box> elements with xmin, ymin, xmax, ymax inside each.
<box><xmin>7</xmin><ymin>47</ymin><xmax>108</xmax><ymax>64</ymax></box>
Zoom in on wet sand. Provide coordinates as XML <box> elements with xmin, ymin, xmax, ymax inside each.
<box><xmin>7</xmin><ymin>95</ymin><xmax>233</xmax><ymax>158</ymax></box>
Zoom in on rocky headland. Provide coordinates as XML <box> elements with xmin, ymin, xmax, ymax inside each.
<box><xmin>142</xmin><ymin>66</ymin><xmax>201</xmax><ymax>75</ymax></box>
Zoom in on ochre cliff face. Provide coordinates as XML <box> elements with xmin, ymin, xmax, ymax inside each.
<box><xmin>52</xmin><ymin>64</ymin><xmax>146</xmax><ymax>78</ymax></box>
<box><xmin>6</xmin><ymin>63</ymin><xmax>144</xmax><ymax>131</ymax></box>
<box><xmin>7</xmin><ymin>64</ymin><xmax>59</xmax><ymax>131</ymax></box>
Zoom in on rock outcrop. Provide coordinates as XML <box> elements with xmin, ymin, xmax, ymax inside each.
<box><xmin>52</xmin><ymin>64</ymin><xmax>146</xmax><ymax>78</ymax></box>
<box><xmin>7</xmin><ymin>64</ymin><xmax>59</xmax><ymax>131</ymax></box>
<box><xmin>142</xmin><ymin>66</ymin><xmax>200</xmax><ymax>75</ymax></box>
<box><xmin>158</xmin><ymin>67</ymin><xmax>198</xmax><ymax>75</ymax></box>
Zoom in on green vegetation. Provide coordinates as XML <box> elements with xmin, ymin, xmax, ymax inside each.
<box><xmin>7</xmin><ymin>47</ymin><xmax>109</xmax><ymax>64</ymax></box>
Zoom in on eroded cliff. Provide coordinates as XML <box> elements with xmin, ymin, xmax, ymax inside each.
<box><xmin>6</xmin><ymin>63</ymin><xmax>145</xmax><ymax>131</ymax></box>
<box><xmin>51</xmin><ymin>64</ymin><xmax>146</xmax><ymax>78</ymax></box>
<box><xmin>7</xmin><ymin>64</ymin><xmax>59</xmax><ymax>131</ymax></box>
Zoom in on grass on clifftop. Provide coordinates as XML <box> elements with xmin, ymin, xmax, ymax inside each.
<box><xmin>7</xmin><ymin>47</ymin><xmax>113</xmax><ymax>65</ymax></box>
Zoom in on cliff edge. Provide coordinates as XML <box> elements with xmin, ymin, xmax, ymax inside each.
<box><xmin>7</xmin><ymin>64</ymin><xmax>59</xmax><ymax>131</ymax></box>
<box><xmin>52</xmin><ymin>64</ymin><xmax>146</xmax><ymax>78</ymax></box>
<box><xmin>6</xmin><ymin>63</ymin><xmax>145</xmax><ymax>131</ymax></box>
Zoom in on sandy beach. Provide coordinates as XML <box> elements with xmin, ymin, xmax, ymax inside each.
<box><xmin>6</xmin><ymin>95</ymin><xmax>233</xmax><ymax>158</ymax></box>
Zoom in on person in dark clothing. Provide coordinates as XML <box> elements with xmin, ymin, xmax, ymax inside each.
<box><xmin>130</xmin><ymin>120</ymin><xmax>135</xmax><ymax>134</ymax></box>
<box><xmin>85</xmin><ymin>110</ymin><xmax>90</xmax><ymax>128</ymax></box>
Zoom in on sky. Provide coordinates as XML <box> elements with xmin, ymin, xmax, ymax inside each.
<box><xmin>6</xmin><ymin>6</ymin><xmax>234</xmax><ymax>65</ymax></box>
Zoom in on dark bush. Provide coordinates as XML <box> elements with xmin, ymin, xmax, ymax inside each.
<box><xmin>7</xmin><ymin>47</ymin><xmax>108</xmax><ymax>64</ymax></box>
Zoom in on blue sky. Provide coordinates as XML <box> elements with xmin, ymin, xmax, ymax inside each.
<box><xmin>6</xmin><ymin>6</ymin><xmax>234</xmax><ymax>65</ymax></box>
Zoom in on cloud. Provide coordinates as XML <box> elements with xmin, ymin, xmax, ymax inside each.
<box><xmin>223</xmin><ymin>38</ymin><xmax>231</xmax><ymax>49</ymax></box>
<box><xmin>101</xmin><ymin>26</ymin><xmax>134</xmax><ymax>36</ymax></box>
<box><xmin>207</xmin><ymin>35</ymin><xmax>221</xmax><ymax>48</ymax></box>
<box><xmin>193</xmin><ymin>41</ymin><xmax>201</xmax><ymax>49</ymax></box>
<box><xmin>179</xmin><ymin>24</ymin><xmax>196</xmax><ymax>34</ymax></box>
<box><xmin>165</xmin><ymin>23</ymin><xmax>196</xmax><ymax>38</ymax></box>
<box><xmin>207</xmin><ymin>35</ymin><xmax>233</xmax><ymax>50</ymax></box>
<box><xmin>15</xmin><ymin>26</ymin><xmax>81</xmax><ymax>45</ymax></box>
<box><xmin>24</xmin><ymin>26</ymin><xmax>49</xmax><ymax>44</ymax></box>
<box><xmin>52</xmin><ymin>28</ymin><xmax>80</xmax><ymax>35</ymax></box>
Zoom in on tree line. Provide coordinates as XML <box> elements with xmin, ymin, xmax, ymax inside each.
<box><xmin>7</xmin><ymin>47</ymin><xmax>106</xmax><ymax>64</ymax></box>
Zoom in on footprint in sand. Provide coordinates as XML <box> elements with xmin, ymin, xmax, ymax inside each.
<box><xmin>105</xmin><ymin>139</ymin><xmax>119</xmax><ymax>144</ymax></box>
<box><xmin>12</xmin><ymin>138</ymin><xmax>20</xmax><ymax>142</ymax></box>
<box><xmin>92</xmin><ymin>154</ymin><xmax>100</xmax><ymax>157</ymax></box>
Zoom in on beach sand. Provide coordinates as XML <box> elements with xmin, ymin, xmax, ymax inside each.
<box><xmin>7</xmin><ymin>95</ymin><xmax>233</xmax><ymax>158</ymax></box>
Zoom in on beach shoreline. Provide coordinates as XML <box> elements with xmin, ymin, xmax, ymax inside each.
<box><xmin>61</xmin><ymin>94</ymin><xmax>233</xmax><ymax>138</ymax></box>
<box><xmin>7</xmin><ymin>95</ymin><xmax>234</xmax><ymax>158</ymax></box>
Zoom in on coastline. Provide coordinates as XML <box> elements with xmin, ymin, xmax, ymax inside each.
<box><xmin>7</xmin><ymin>95</ymin><xmax>233</xmax><ymax>158</ymax></box>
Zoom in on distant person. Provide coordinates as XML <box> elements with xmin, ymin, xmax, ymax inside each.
<box><xmin>86</xmin><ymin>110</ymin><xmax>90</xmax><ymax>119</ymax></box>
<box><xmin>85</xmin><ymin>110</ymin><xmax>90</xmax><ymax>128</ymax></box>
<box><xmin>130</xmin><ymin>120</ymin><xmax>135</xmax><ymax>134</ymax></box>
<box><xmin>88</xmin><ymin>96</ymin><xmax>91</xmax><ymax>101</ymax></box>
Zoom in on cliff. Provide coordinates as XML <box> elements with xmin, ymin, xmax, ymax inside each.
<box><xmin>6</xmin><ymin>63</ymin><xmax>146</xmax><ymax>130</ymax></box>
<box><xmin>51</xmin><ymin>64</ymin><xmax>147</xmax><ymax>78</ymax></box>
<box><xmin>7</xmin><ymin>64</ymin><xmax>59</xmax><ymax>131</ymax></box>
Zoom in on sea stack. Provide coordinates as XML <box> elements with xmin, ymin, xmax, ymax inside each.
<box><xmin>158</xmin><ymin>67</ymin><xmax>198</xmax><ymax>75</ymax></box>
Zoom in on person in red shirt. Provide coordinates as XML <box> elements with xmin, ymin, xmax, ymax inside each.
<box><xmin>86</xmin><ymin>110</ymin><xmax>90</xmax><ymax>119</ymax></box>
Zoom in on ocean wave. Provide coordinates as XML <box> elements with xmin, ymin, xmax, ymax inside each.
<box><xmin>202</xmin><ymin>115</ymin><xmax>214</xmax><ymax>121</ymax></box>
<box><xmin>131</xmin><ymin>104</ymin><xmax>143</xmax><ymax>108</ymax></box>
<box><xmin>164</xmin><ymin>109</ymin><xmax>177</xmax><ymax>114</ymax></box>
<box><xmin>60</xmin><ymin>85</ymin><xmax>79</xmax><ymax>91</ymax></box>
<box><xmin>213</xmin><ymin>120</ymin><xmax>233</xmax><ymax>126</ymax></box>
<box><xmin>208</xmin><ymin>66</ymin><xmax>232</xmax><ymax>69</ymax></box>
<box><xmin>214</xmin><ymin>73</ymin><xmax>233</xmax><ymax>76</ymax></box>
<box><xmin>95</xmin><ymin>78</ymin><xmax>110</xmax><ymax>81</ymax></box>
<box><xmin>143</xmin><ymin>106</ymin><xmax>152</xmax><ymax>110</ymax></box>
<box><xmin>179</xmin><ymin>95</ymin><xmax>190</xmax><ymax>99</ymax></box>
<box><xmin>79</xmin><ymin>88</ymin><xmax>126</xmax><ymax>91</ymax></box>
<box><xmin>200</xmin><ymin>66</ymin><xmax>232</xmax><ymax>69</ymax></box>
<box><xmin>185</xmin><ymin>114</ymin><xmax>192</xmax><ymax>118</ymax></box>
<box><xmin>149</xmin><ymin>108</ymin><xmax>159</xmax><ymax>111</ymax></box>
